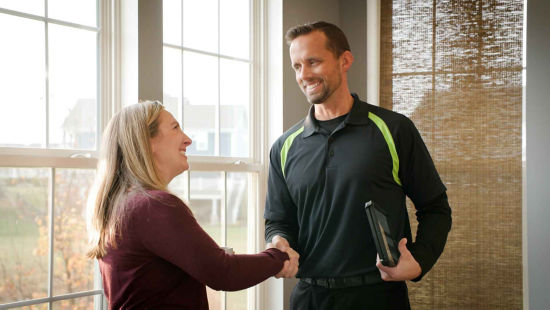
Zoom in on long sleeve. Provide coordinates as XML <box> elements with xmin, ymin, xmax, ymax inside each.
<box><xmin>394</xmin><ymin>116</ymin><xmax>452</xmax><ymax>281</ymax></box>
<box><xmin>263</xmin><ymin>142</ymin><xmax>300</xmax><ymax>247</ymax></box>
<box><xmin>131</xmin><ymin>191</ymin><xmax>288</xmax><ymax>291</ymax></box>
<box><xmin>409</xmin><ymin>192</ymin><xmax>452</xmax><ymax>281</ymax></box>
<box><xmin>265</xmin><ymin>219</ymin><xmax>299</xmax><ymax>249</ymax></box>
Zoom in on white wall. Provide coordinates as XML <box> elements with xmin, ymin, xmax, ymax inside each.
<box><xmin>525</xmin><ymin>0</ymin><xmax>550</xmax><ymax>308</ymax></box>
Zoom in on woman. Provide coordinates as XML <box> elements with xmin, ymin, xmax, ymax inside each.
<box><xmin>87</xmin><ymin>101</ymin><xmax>298</xmax><ymax>309</ymax></box>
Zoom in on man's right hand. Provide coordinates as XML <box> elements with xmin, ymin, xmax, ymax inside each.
<box><xmin>267</xmin><ymin>235</ymin><xmax>299</xmax><ymax>278</ymax></box>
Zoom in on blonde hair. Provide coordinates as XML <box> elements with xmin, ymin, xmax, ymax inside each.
<box><xmin>86</xmin><ymin>101</ymin><xmax>166</xmax><ymax>259</ymax></box>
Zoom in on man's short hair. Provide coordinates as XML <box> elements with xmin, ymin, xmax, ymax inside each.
<box><xmin>285</xmin><ymin>21</ymin><xmax>351</xmax><ymax>57</ymax></box>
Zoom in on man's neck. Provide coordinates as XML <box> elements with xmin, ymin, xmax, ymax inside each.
<box><xmin>314</xmin><ymin>92</ymin><xmax>354</xmax><ymax>121</ymax></box>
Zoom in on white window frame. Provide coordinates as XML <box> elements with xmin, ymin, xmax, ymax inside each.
<box><xmin>0</xmin><ymin>0</ymin><xmax>269</xmax><ymax>308</ymax></box>
<box><xmin>0</xmin><ymin>0</ymin><xmax>113</xmax><ymax>308</ymax></box>
<box><xmin>160</xmin><ymin>0</ymin><xmax>268</xmax><ymax>309</ymax></box>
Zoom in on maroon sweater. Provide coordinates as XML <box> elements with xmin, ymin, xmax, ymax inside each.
<box><xmin>99</xmin><ymin>190</ymin><xmax>288</xmax><ymax>309</ymax></box>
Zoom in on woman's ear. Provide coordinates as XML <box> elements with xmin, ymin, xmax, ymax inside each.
<box><xmin>150</xmin><ymin>137</ymin><xmax>158</xmax><ymax>155</ymax></box>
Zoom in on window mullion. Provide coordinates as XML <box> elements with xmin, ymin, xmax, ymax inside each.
<box><xmin>216</xmin><ymin>0</ymin><xmax>221</xmax><ymax>158</ymax></box>
<box><xmin>180</xmin><ymin>0</ymin><xmax>185</xmax><ymax>132</ymax></box>
<box><xmin>222</xmin><ymin>171</ymin><xmax>227</xmax><ymax>310</ymax></box>
<box><xmin>222</xmin><ymin>172</ymin><xmax>227</xmax><ymax>246</ymax></box>
<box><xmin>187</xmin><ymin>170</ymin><xmax>191</xmax><ymax>204</ymax></box>
<box><xmin>48</xmin><ymin>167</ymin><xmax>55</xmax><ymax>309</ymax></box>
<box><xmin>45</xmin><ymin>0</ymin><xmax>50</xmax><ymax>149</ymax></box>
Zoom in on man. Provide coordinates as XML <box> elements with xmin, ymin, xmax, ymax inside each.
<box><xmin>265</xmin><ymin>21</ymin><xmax>452</xmax><ymax>309</ymax></box>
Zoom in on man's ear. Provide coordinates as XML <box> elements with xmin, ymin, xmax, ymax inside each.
<box><xmin>340</xmin><ymin>50</ymin><xmax>354</xmax><ymax>72</ymax></box>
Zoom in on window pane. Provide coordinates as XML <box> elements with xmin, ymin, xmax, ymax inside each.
<box><xmin>189</xmin><ymin>171</ymin><xmax>223</xmax><ymax>242</ymax></box>
<box><xmin>183</xmin><ymin>0</ymin><xmax>218</xmax><ymax>53</ymax></box>
<box><xmin>48</xmin><ymin>24</ymin><xmax>97</xmax><ymax>150</ymax></box>
<box><xmin>52</xmin><ymin>169</ymin><xmax>95</xmax><ymax>295</ymax></box>
<box><xmin>220</xmin><ymin>59</ymin><xmax>249</xmax><ymax>157</ymax></box>
<box><xmin>226</xmin><ymin>173</ymin><xmax>248</xmax><ymax>254</ymax></box>
<box><xmin>382</xmin><ymin>1</ymin><xmax>523</xmax><ymax>308</ymax></box>
<box><xmin>0</xmin><ymin>14</ymin><xmax>46</xmax><ymax>148</ymax></box>
<box><xmin>220</xmin><ymin>0</ymin><xmax>249</xmax><ymax>59</ymax></box>
<box><xmin>163</xmin><ymin>0</ymin><xmax>182</xmax><ymax>46</ymax></box>
<box><xmin>52</xmin><ymin>295</ymin><xmax>95</xmax><ymax>310</ymax></box>
<box><xmin>190</xmin><ymin>171</ymin><xmax>223</xmax><ymax>310</ymax></box>
<box><xmin>48</xmin><ymin>0</ymin><xmax>97</xmax><ymax>28</ymax></box>
<box><xmin>225</xmin><ymin>172</ymin><xmax>248</xmax><ymax>310</ymax></box>
<box><xmin>183</xmin><ymin>51</ymin><xmax>218</xmax><ymax>156</ymax></box>
<box><xmin>8</xmin><ymin>304</ymin><xmax>48</xmax><ymax>310</ymax></box>
<box><xmin>163</xmin><ymin>46</ymin><xmax>183</xmax><ymax>125</ymax></box>
<box><xmin>0</xmin><ymin>0</ymin><xmax>44</xmax><ymax>16</ymax></box>
<box><xmin>0</xmin><ymin>168</ymin><xmax>49</xmax><ymax>303</ymax></box>
<box><xmin>168</xmin><ymin>171</ymin><xmax>189</xmax><ymax>203</ymax></box>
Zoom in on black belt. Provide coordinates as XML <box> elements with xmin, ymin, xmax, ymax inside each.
<box><xmin>300</xmin><ymin>274</ymin><xmax>379</xmax><ymax>289</ymax></box>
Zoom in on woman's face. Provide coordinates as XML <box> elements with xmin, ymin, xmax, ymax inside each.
<box><xmin>150</xmin><ymin>110</ymin><xmax>192</xmax><ymax>184</ymax></box>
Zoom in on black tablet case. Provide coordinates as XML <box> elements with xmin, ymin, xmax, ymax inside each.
<box><xmin>364</xmin><ymin>200</ymin><xmax>400</xmax><ymax>267</ymax></box>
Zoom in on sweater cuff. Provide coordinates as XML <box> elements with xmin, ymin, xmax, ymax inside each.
<box><xmin>264</xmin><ymin>248</ymin><xmax>289</xmax><ymax>262</ymax></box>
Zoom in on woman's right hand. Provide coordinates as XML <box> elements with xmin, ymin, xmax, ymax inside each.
<box><xmin>268</xmin><ymin>235</ymin><xmax>299</xmax><ymax>278</ymax></box>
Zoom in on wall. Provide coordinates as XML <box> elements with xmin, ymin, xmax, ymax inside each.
<box><xmin>138</xmin><ymin>0</ymin><xmax>163</xmax><ymax>101</ymax></box>
<box><xmin>340</xmin><ymin>0</ymin><xmax>367</xmax><ymax>100</ymax></box>
<box><xmin>281</xmin><ymin>0</ymin><xmax>340</xmax><ymax>131</ymax></box>
<box><xmin>525</xmin><ymin>0</ymin><xmax>550</xmax><ymax>308</ymax></box>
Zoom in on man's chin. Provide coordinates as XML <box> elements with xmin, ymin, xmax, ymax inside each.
<box><xmin>302</xmin><ymin>88</ymin><xmax>328</xmax><ymax>104</ymax></box>
<box><xmin>308</xmin><ymin>96</ymin><xmax>327</xmax><ymax>104</ymax></box>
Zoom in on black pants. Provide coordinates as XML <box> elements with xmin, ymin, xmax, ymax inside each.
<box><xmin>290</xmin><ymin>280</ymin><xmax>411</xmax><ymax>310</ymax></box>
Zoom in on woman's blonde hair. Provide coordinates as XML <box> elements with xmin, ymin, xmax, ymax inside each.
<box><xmin>86</xmin><ymin>101</ymin><xmax>166</xmax><ymax>259</ymax></box>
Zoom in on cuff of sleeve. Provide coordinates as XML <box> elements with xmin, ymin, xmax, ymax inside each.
<box><xmin>409</xmin><ymin>242</ymin><xmax>434</xmax><ymax>282</ymax></box>
<box><xmin>264</xmin><ymin>248</ymin><xmax>289</xmax><ymax>262</ymax></box>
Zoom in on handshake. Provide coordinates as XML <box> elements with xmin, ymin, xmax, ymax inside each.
<box><xmin>266</xmin><ymin>235</ymin><xmax>300</xmax><ymax>278</ymax></box>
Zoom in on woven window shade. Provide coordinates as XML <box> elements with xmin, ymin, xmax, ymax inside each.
<box><xmin>380</xmin><ymin>0</ymin><xmax>523</xmax><ymax>309</ymax></box>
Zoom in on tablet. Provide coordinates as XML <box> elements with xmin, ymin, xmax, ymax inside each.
<box><xmin>364</xmin><ymin>200</ymin><xmax>400</xmax><ymax>267</ymax></box>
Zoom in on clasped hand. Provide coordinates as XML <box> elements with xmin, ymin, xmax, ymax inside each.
<box><xmin>266</xmin><ymin>235</ymin><xmax>299</xmax><ymax>278</ymax></box>
<box><xmin>376</xmin><ymin>238</ymin><xmax>422</xmax><ymax>281</ymax></box>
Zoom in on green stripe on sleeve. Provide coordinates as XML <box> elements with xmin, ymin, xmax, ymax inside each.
<box><xmin>280</xmin><ymin>126</ymin><xmax>304</xmax><ymax>178</ymax></box>
<box><xmin>368</xmin><ymin>112</ymin><xmax>402</xmax><ymax>186</ymax></box>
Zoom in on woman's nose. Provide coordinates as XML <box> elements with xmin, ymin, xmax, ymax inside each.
<box><xmin>183</xmin><ymin>132</ymin><xmax>192</xmax><ymax>146</ymax></box>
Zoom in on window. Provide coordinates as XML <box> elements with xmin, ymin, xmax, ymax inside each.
<box><xmin>0</xmin><ymin>0</ymin><xmax>110</xmax><ymax>308</ymax></box>
<box><xmin>162</xmin><ymin>1</ymin><xmax>260</xmax><ymax>309</ymax></box>
<box><xmin>163</xmin><ymin>0</ymin><xmax>252</xmax><ymax>158</ymax></box>
<box><xmin>379</xmin><ymin>0</ymin><xmax>523</xmax><ymax>309</ymax></box>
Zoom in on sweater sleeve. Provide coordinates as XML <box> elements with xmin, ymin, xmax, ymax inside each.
<box><xmin>131</xmin><ymin>191</ymin><xmax>289</xmax><ymax>291</ymax></box>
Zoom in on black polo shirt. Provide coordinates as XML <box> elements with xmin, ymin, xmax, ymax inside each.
<box><xmin>264</xmin><ymin>94</ymin><xmax>451</xmax><ymax>281</ymax></box>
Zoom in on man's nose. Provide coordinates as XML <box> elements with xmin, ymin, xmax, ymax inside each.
<box><xmin>299</xmin><ymin>66</ymin><xmax>313</xmax><ymax>80</ymax></box>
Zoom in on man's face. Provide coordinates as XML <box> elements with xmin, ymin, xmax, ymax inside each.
<box><xmin>289</xmin><ymin>31</ymin><xmax>343</xmax><ymax>104</ymax></box>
